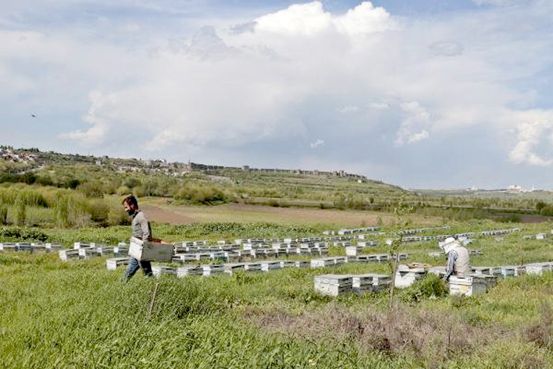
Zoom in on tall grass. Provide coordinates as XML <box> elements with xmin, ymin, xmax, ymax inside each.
<box><xmin>0</xmin><ymin>253</ymin><xmax>552</xmax><ymax>368</ymax></box>
<box><xmin>0</xmin><ymin>184</ymin><xmax>128</xmax><ymax>228</ymax></box>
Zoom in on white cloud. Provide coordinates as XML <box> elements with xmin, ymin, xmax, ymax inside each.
<box><xmin>59</xmin><ymin>91</ymin><xmax>113</xmax><ymax>144</ymax></box>
<box><xmin>509</xmin><ymin>114</ymin><xmax>553</xmax><ymax>166</ymax></box>
<box><xmin>309</xmin><ymin>138</ymin><xmax>325</xmax><ymax>149</ymax></box>
<box><xmin>395</xmin><ymin>102</ymin><xmax>432</xmax><ymax>146</ymax></box>
<box><xmin>255</xmin><ymin>2</ymin><xmax>332</xmax><ymax>36</ymax></box>
<box><xmin>254</xmin><ymin>1</ymin><xmax>394</xmax><ymax>37</ymax></box>
<box><xmin>2</xmin><ymin>0</ymin><xmax>553</xmax><ymax>186</ymax></box>
<box><xmin>334</xmin><ymin>2</ymin><xmax>396</xmax><ymax>36</ymax></box>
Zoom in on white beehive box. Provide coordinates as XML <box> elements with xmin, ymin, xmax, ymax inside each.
<box><xmin>295</xmin><ymin>260</ymin><xmax>310</xmax><ymax>268</ymax></box>
<box><xmin>394</xmin><ymin>265</ymin><xmax>426</xmax><ymax>289</ymax></box>
<box><xmin>45</xmin><ymin>243</ymin><xmax>62</xmax><ymax>252</ymax></box>
<box><xmin>152</xmin><ymin>265</ymin><xmax>177</xmax><ymax>277</ymax></box>
<box><xmin>202</xmin><ymin>265</ymin><xmax>224</xmax><ymax>276</ymax></box>
<box><xmin>0</xmin><ymin>242</ymin><xmax>16</xmax><ymax>251</ymax></box>
<box><xmin>106</xmin><ymin>257</ymin><xmax>130</xmax><ymax>270</ymax></box>
<box><xmin>261</xmin><ymin>261</ymin><xmax>282</xmax><ymax>272</ymax></box>
<box><xmin>59</xmin><ymin>249</ymin><xmax>79</xmax><ymax>261</ymax></box>
<box><xmin>525</xmin><ymin>262</ymin><xmax>552</xmax><ymax>275</ymax></box>
<box><xmin>357</xmin><ymin>241</ymin><xmax>377</xmax><ymax>247</ymax></box>
<box><xmin>345</xmin><ymin>246</ymin><xmax>360</xmax><ymax>256</ymax></box>
<box><xmin>370</xmin><ymin>274</ymin><xmax>392</xmax><ymax>291</ymax></box>
<box><xmin>280</xmin><ymin>260</ymin><xmax>296</xmax><ymax>268</ymax></box>
<box><xmin>499</xmin><ymin>266</ymin><xmax>516</xmax><ymax>277</ymax></box>
<box><xmin>176</xmin><ymin>266</ymin><xmax>203</xmax><ymax>277</ymax></box>
<box><xmin>73</xmin><ymin>242</ymin><xmax>95</xmax><ymax>250</ymax></box>
<box><xmin>449</xmin><ymin>276</ymin><xmax>487</xmax><ymax>296</ymax></box>
<box><xmin>314</xmin><ymin>274</ymin><xmax>352</xmax><ymax>296</ymax></box>
<box><xmin>310</xmin><ymin>258</ymin><xmax>334</xmax><ymax>268</ymax></box>
<box><xmin>244</xmin><ymin>262</ymin><xmax>261</xmax><ymax>271</ymax></box>
<box><xmin>355</xmin><ymin>254</ymin><xmax>377</xmax><ymax>263</ymax></box>
<box><xmin>114</xmin><ymin>245</ymin><xmax>129</xmax><ymax>256</ymax></box>
<box><xmin>129</xmin><ymin>237</ymin><xmax>174</xmax><ymax>262</ymax></box>
<box><xmin>223</xmin><ymin>263</ymin><xmax>245</xmax><ymax>274</ymax></box>
<box><xmin>351</xmin><ymin>275</ymin><xmax>375</xmax><ymax>293</ymax></box>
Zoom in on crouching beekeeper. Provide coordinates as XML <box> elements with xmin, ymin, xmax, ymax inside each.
<box><xmin>440</xmin><ymin>236</ymin><xmax>470</xmax><ymax>281</ymax></box>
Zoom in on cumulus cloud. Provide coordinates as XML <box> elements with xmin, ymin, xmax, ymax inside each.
<box><xmin>333</xmin><ymin>2</ymin><xmax>396</xmax><ymax>36</ymax></box>
<box><xmin>2</xmin><ymin>0</ymin><xmax>553</xmax><ymax>186</ymax></box>
<box><xmin>309</xmin><ymin>138</ymin><xmax>325</xmax><ymax>149</ymax></box>
<box><xmin>509</xmin><ymin>115</ymin><xmax>553</xmax><ymax>166</ymax></box>
<box><xmin>255</xmin><ymin>2</ymin><xmax>332</xmax><ymax>36</ymax></box>
<box><xmin>395</xmin><ymin>102</ymin><xmax>432</xmax><ymax>146</ymax></box>
<box><xmin>59</xmin><ymin>91</ymin><xmax>112</xmax><ymax>144</ymax></box>
<box><xmin>254</xmin><ymin>1</ymin><xmax>394</xmax><ymax>37</ymax></box>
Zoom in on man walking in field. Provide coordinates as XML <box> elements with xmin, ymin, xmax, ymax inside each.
<box><xmin>122</xmin><ymin>195</ymin><xmax>153</xmax><ymax>281</ymax></box>
<box><xmin>440</xmin><ymin>236</ymin><xmax>470</xmax><ymax>281</ymax></box>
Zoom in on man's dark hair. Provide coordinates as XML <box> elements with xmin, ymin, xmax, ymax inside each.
<box><xmin>122</xmin><ymin>194</ymin><xmax>138</xmax><ymax>207</ymax></box>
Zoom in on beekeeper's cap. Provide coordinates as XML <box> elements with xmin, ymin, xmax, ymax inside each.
<box><xmin>439</xmin><ymin>237</ymin><xmax>457</xmax><ymax>253</ymax></box>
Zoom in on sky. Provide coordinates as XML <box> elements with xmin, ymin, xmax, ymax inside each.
<box><xmin>1</xmin><ymin>0</ymin><xmax>552</xmax><ymax>189</ymax></box>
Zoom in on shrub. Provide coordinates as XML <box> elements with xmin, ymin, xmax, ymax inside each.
<box><xmin>400</xmin><ymin>274</ymin><xmax>449</xmax><ymax>303</ymax></box>
<box><xmin>87</xmin><ymin>200</ymin><xmax>109</xmax><ymax>223</ymax></box>
<box><xmin>65</xmin><ymin>178</ymin><xmax>81</xmax><ymax>189</ymax></box>
<box><xmin>122</xmin><ymin>177</ymin><xmax>141</xmax><ymax>189</ymax></box>
<box><xmin>78</xmin><ymin>181</ymin><xmax>104</xmax><ymax>198</ymax></box>
<box><xmin>108</xmin><ymin>207</ymin><xmax>130</xmax><ymax>226</ymax></box>
<box><xmin>116</xmin><ymin>185</ymin><xmax>131</xmax><ymax>196</ymax></box>
<box><xmin>0</xmin><ymin>226</ymin><xmax>48</xmax><ymax>241</ymax></box>
<box><xmin>174</xmin><ymin>183</ymin><xmax>228</xmax><ymax>205</ymax></box>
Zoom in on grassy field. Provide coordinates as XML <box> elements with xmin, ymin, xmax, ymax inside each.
<box><xmin>140</xmin><ymin>197</ymin><xmax>443</xmax><ymax>227</ymax></box>
<box><xmin>1</xmin><ymin>215</ymin><xmax>553</xmax><ymax>368</ymax></box>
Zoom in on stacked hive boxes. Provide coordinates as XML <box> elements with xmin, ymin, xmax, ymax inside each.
<box><xmin>448</xmin><ymin>276</ymin><xmax>489</xmax><ymax>296</ymax></box>
<box><xmin>394</xmin><ymin>265</ymin><xmax>427</xmax><ymax>289</ymax></box>
<box><xmin>314</xmin><ymin>275</ymin><xmax>353</xmax><ymax>297</ymax></box>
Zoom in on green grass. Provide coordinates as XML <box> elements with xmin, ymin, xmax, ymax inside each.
<box><xmin>1</xmin><ymin>218</ymin><xmax>552</xmax><ymax>368</ymax></box>
<box><xmin>0</xmin><ymin>251</ymin><xmax>552</xmax><ymax>368</ymax></box>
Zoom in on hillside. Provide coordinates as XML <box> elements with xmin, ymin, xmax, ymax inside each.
<box><xmin>0</xmin><ymin>145</ymin><xmax>410</xmax><ymax>209</ymax></box>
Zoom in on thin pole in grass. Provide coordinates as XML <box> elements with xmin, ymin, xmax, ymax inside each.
<box><xmin>148</xmin><ymin>282</ymin><xmax>160</xmax><ymax>320</ymax></box>
<box><xmin>386</xmin><ymin>200</ymin><xmax>413</xmax><ymax>310</ymax></box>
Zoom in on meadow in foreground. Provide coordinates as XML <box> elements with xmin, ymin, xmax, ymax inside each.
<box><xmin>1</xmin><ymin>219</ymin><xmax>552</xmax><ymax>368</ymax></box>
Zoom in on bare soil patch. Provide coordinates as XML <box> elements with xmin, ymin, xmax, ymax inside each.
<box><xmin>142</xmin><ymin>201</ymin><xmax>440</xmax><ymax>227</ymax></box>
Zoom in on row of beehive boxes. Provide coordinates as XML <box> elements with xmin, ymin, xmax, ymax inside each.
<box><xmin>172</xmin><ymin>246</ymin><xmax>329</xmax><ymax>262</ymax></box>
<box><xmin>402</xmin><ymin>228</ymin><xmax>520</xmax><ymax>243</ymax></box>
<box><xmin>314</xmin><ymin>274</ymin><xmax>392</xmax><ymax>296</ymax></box>
<box><xmin>323</xmin><ymin>226</ymin><xmax>381</xmax><ymax>235</ymax></box>
<box><xmin>61</xmin><ymin>244</ymin><xmax>330</xmax><ymax>262</ymax></box>
<box><xmin>430</xmin><ymin>262</ymin><xmax>553</xmax><ymax>296</ymax></box>
<box><xmin>316</xmin><ymin>261</ymin><xmax>553</xmax><ymax>297</ymax></box>
<box><xmin>428</xmin><ymin>249</ymin><xmax>482</xmax><ymax>258</ymax></box>
<box><xmin>428</xmin><ymin>263</ymin><xmax>552</xmax><ymax>279</ymax></box>
<box><xmin>0</xmin><ymin>242</ymin><xmax>62</xmax><ymax>252</ymax></box>
<box><xmin>106</xmin><ymin>253</ymin><xmax>410</xmax><ymax>275</ymax></box>
<box><xmin>108</xmin><ymin>259</ymin><xmax>314</xmax><ymax>276</ymax></box>
<box><xmin>59</xmin><ymin>242</ymin><xmax>129</xmax><ymax>261</ymax></box>
<box><xmin>397</xmin><ymin>225</ymin><xmax>451</xmax><ymax>236</ymax></box>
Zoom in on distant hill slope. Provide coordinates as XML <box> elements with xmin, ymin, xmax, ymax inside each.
<box><xmin>0</xmin><ymin>145</ymin><xmax>410</xmax><ymax>209</ymax></box>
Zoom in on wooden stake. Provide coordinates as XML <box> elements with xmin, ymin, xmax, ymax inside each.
<box><xmin>148</xmin><ymin>282</ymin><xmax>159</xmax><ymax>320</ymax></box>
